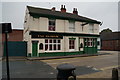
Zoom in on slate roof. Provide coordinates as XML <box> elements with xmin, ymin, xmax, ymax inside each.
<box><xmin>100</xmin><ymin>31</ymin><xmax>120</xmax><ymax>40</ymax></box>
<box><xmin>27</xmin><ymin>6</ymin><xmax>101</xmax><ymax>24</ymax></box>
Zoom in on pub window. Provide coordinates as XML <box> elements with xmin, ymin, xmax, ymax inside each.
<box><xmin>45</xmin><ymin>39</ymin><xmax>48</xmax><ymax>43</ymax></box>
<box><xmin>49</xmin><ymin>19</ymin><xmax>55</xmax><ymax>31</ymax></box>
<box><xmin>69</xmin><ymin>39</ymin><xmax>75</xmax><ymax>49</ymax></box>
<box><xmin>84</xmin><ymin>38</ymin><xmax>88</xmax><ymax>47</ymax></box>
<box><xmin>39</xmin><ymin>43</ymin><xmax>43</xmax><ymax>50</ymax></box>
<box><xmin>45</xmin><ymin>39</ymin><xmax>61</xmax><ymax>51</ymax></box>
<box><xmin>45</xmin><ymin>44</ymin><xmax>48</xmax><ymax>51</ymax></box>
<box><xmin>84</xmin><ymin>38</ymin><xmax>96</xmax><ymax>47</ymax></box>
<box><xmin>54</xmin><ymin>44</ymin><xmax>56</xmax><ymax>50</ymax></box>
<box><xmin>58</xmin><ymin>44</ymin><xmax>61</xmax><ymax>50</ymax></box>
<box><xmin>49</xmin><ymin>44</ymin><xmax>52</xmax><ymax>50</ymax></box>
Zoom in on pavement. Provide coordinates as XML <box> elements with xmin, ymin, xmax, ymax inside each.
<box><xmin>2</xmin><ymin>51</ymin><xmax>112</xmax><ymax>61</ymax></box>
<box><xmin>2</xmin><ymin>60</ymin><xmax>101</xmax><ymax>79</ymax></box>
<box><xmin>2</xmin><ymin>50</ymin><xmax>117</xmax><ymax>61</ymax></box>
<box><xmin>27</xmin><ymin>53</ymin><xmax>99</xmax><ymax>60</ymax></box>
<box><xmin>27</xmin><ymin>51</ymin><xmax>119</xmax><ymax>60</ymax></box>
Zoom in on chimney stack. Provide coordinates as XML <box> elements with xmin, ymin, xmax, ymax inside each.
<box><xmin>51</xmin><ymin>7</ymin><xmax>56</xmax><ymax>11</ymax></box>
<box><xmin>73</xmin><ymin>8</ymin><xmax>78</xmax><ymax>15</ymax></box>
<box><xmin>61</xmin><ymin>5</ymin><xmax>66</xmax><ymax>12</ymax></box>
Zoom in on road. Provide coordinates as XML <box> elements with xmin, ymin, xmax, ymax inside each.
<box><xmin>41</xmin><ymin>51</ymin><xmax>119</xmax><ymax>78</ymax></box>
<box><xmin>2</xmin><ymin>51</ymin><xmax>119</xmax><ymax>79</ymax></box>
<box><xmin>41</xmin><ymin>51</ymin><xmax>118</xmax><ymax>70</ymax></box>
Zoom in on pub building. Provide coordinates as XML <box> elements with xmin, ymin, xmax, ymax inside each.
<box><xmin>23</xmin><ymin>5</ymin><xmax>101</xmax><ymax>57</ymax></box>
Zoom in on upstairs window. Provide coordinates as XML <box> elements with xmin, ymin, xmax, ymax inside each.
<box><xmin>49</xmin><ymin>19</ymin><xmax>55</xmax><ymax>31</ymax></box>
<box><xmin>69</xmin><ymin>20</ymin><xmax>75</xmax><ymax>32</ymax></box>
<box><xmin>89</xmin><ymin>24</ymin><xmax>94</xmax><ymax>33</ymax></box>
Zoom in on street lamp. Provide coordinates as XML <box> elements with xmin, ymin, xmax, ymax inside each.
<box><xmin>1</xmin><ymin>23</ymin><xmax>12</xmax><ymax>80</ymax></box>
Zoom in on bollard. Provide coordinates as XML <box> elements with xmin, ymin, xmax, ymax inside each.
<box><xmin>57</xmin><ymin>63</ymin><xmax>76</xmax><ymax>80</ymax></box>
<box><xmin>112</xmin><ymin>68</ymin><xmax>118</xmax><ymax>80</ymax></box>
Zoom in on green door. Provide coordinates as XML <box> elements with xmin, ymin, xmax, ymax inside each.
<box><xmin>84</xmin><ymin>38</ymin><xmax>97</xmax><ymax>54</ymax></box>
<box><xmin>32</xmin><ymin>41</ymin><xmax>38</xmax><ymax>57</ymax></box>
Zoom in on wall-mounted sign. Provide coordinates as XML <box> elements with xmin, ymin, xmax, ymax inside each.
<box><xmin>32</xmin><ymin>34</ymin><xmax>63</xmax><ymax>39</ymax></box>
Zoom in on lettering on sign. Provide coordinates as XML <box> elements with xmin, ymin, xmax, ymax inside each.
<box><xmin>32</xmin><ymin>34</ymin><xmax>63</xmax><ymax>39</ymax></box>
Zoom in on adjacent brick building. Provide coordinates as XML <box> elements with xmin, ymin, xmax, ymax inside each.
<box><xmin>2</xmin><ymin>29</ymin><xmax>23</xmax><ymax>42</ymax></box>
<box><xmin>100</xmin><ymin>31</ymin><xmax>120</xmax><ymax>51</ymax></box>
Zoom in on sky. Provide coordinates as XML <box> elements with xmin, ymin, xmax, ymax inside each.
<box><xmin>0</xmin><ymin>1</ymin><xmax>119</xmax><ymax>32</ymax></box>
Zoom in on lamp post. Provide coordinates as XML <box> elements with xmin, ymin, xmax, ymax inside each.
<box><xmin>1</xmin><ymin>23</ymin><xmax>12</xmax><ymax>80</ymax></box>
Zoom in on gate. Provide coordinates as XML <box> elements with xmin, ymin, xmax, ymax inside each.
<box><xmin>4</xmin><ymin>41</ymin><xmax>27</xmax><ymax>56</ymax></box>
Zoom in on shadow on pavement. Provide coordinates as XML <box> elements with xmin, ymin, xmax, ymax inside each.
<box><xmin>2</xmin><ymin>60</ymin><xmax>101</xmax><ymax>79</ymax></box>
<box><xmin>2</xmin><ymin>61</ymin><xmax>57</xmax><ymax>78</ymax></box>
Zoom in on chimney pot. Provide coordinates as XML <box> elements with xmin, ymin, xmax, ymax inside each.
<box><xmin>61</xmin><ymin>5</ymin><xmax>66</xmax><ymax>12</ymax></box>
<box><xmin>73</xmin><ymin>8</ymin><xmax>78</xmax><ymax>15</ymax></box>
<box><xmin>76</xmin><ymin>8</ymin><xmax>77</xmax><ymax>11</ymax></box>
<box><xmin>64</xmin><ymin>5</ymin><xmax>65</xmax><ymax>8</ymax></box>
<box><xmin>61</xmin><ymin>5</ymin><xmax>63</xmax><ymax>8</ymax></box>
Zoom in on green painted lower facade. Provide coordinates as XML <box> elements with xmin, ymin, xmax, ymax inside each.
<box><xmin>28</xmin><ymin>51</ymin><xmax>84</xmax><ymax>57</ymax></box>
<box><xmin>39</xmin><ymin>51</ymin><xmax>84</xmax><ymax>57</ymax></box>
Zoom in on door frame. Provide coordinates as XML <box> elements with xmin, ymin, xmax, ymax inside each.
<box><xmin>32</xmin><ymin>41</ymin><xmax>38</xmax><ymax>57</ymax></box>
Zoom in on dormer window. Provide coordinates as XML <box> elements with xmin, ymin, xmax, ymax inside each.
<box><xmin>49</xmin><ymin>19</ymin><xmax>55</xmax><ymax>31</ymax></box>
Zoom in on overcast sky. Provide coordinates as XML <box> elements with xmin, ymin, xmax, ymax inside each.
<box><xmin>1</xmin><ymin>2</ymin><xmax>119</xmax><ymax>32</ymax></box>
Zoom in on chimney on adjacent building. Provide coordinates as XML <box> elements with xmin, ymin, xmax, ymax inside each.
<box><xmin>51</xmin><ymin>7</ymin><xmax>56</xmax><ymax>11</ymax></box>
<box><xmin>60</xmin><ymin>5</ymin><xmax>66</xmax><ymax>12</ymax></box>
<box><xmin>73</xmin><ymin>8</ymin><xmax>78</xmax><ymax>15</ymax></box>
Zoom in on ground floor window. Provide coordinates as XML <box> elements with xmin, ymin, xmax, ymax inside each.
<box><xmin>45</xmin><ymin>39</ymin><xmax>61</xmax><ymax>51</ymax></box>
<box><xmin>69</xmin><ymin>39</ymin><xmax>75</xmax><ymax>49</ymax></box>
<box><xmin>84</xmin><ymin>38</ymin><xmax>96</xmax><ymax>47</ymax></box>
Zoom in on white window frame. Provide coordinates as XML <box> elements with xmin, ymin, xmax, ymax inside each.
<box><xmin>69</xmin><ymin>20</ymin><xmax>75</xmax><ymax>32</ymax></box>
<box><xmin>69</xmin><ymin>39</ymin><xmax>75</xmax><ymax>51</ymax></box>
<box><xmin>45</xmin><ymin>39</ymin><xmax>61</xmax><ymax>52</ymax></box>
<box><xmin>85</xmin><ymin>38</ymin><xmax>95</xmax><ymax>47</ymax></box>
<box><xmin>89</xmin><ymin>24</ymin><xmax>94</xmax><ymax>33</ymax></box>
<box><xmin>48</xmin><ymin>19</ymin><xmax>56</xmax><ymax>31</ymax></box>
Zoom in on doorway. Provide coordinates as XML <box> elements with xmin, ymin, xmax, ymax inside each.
<box><xmin>32</xmin><ymin>41</ymin><xmax>38</xmax><ymax>57</ymax></box>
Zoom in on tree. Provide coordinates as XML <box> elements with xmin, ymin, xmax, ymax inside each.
<box><xmin>100</xmin><ymin>28</ymin><xmax>112</xmax><ymax>34</ymax></box>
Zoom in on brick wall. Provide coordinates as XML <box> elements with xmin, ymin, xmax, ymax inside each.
<box><xmin>2</xmin><ymin>29</ymin><xmax>23</xmax><ymax>42</ymax></box>
<box><xmin>101</xmin><ymin>40</ymin><xmax>120</xmax><ymax>51</ymax></box>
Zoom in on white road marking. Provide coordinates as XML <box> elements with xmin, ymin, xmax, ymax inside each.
<box><xmin>47</xmin><ymin>63</ymin><xmax>58</xmax><ymax>64</ymax></box>
<box><xmin>92</xmin><ymin>68</ymin><xmax>98</xmax><ymax>71</ymax></box>
<box><xmin>49</xmin><ymin>72</ymin><xmax>54</xmax><ymax>74</ymax></box>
